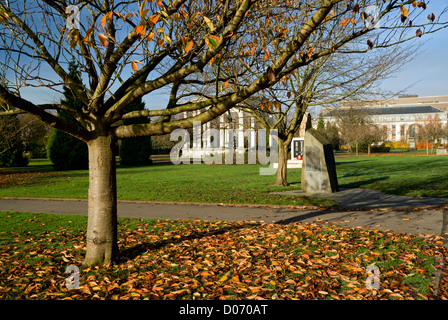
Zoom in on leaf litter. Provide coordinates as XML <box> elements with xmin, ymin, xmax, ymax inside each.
<box><xmin>0</xmin><ymin>213</ymin><xmax>447</xmax><ymax>300</ymax></box>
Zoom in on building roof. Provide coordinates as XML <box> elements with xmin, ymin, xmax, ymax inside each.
<box><xmin>324</xmin><ymin>105</ymin><xmax>445</xmax><ymax>117</ymax></box>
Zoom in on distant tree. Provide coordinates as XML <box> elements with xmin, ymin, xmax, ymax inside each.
<box><xmin>19</xmin><ymin>114</ymin><xmax>51</xmax><ymax>158</ymax></box>
<box><xmin>47</xmin><ymin>63</ymin><xmax>88</xmax><ymax>170</ymax></box>
<box><xmin>362</xmin><ymin>124</ymin><xmax>386</xmax><ymax>155</ymax></box>
<box><xmin>321</xmin><ymin>121</ymin><xmax>340</xmax><ymax>150</ymax></box>
<box><xmin>416</xmin><ymin>115</ymin><xmax>444</xmax><ymax>155</ymax></box>
<box><xmin>316</xmin><ymin>112</ymin><xmax>325</xmax><ymax>132</ymax></box>
<box><xmin>0</xmin><ymin>113</ymin><xmax>28</xmax><ymax>167</ymax></box>
<box><xmin>337</xmin><ymin>106</ymin><xmax>371</xmax><ymax>155</ymax></box>
<box><xmin>119</xmin><ymin>98</ymin><xmax>152</xmax><ymax>165</ymax></box>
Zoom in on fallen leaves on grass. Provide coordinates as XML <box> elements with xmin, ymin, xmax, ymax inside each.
<box><xmin>0</xmin><ymin>170</ymin><xmax>64</xmax><ymax>189</ymax></box>
<box><xmin>0</xmin><ymin>214</ymin><xmax>447</xmax><ymax>300</ymax></box>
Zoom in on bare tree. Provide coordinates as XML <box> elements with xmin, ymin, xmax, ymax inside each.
<box><xmin>18</xmin><ymin>113</ymin><xmax>52</xmax><ymax>154</ymax></box>
<box><xmin>336</xmin><ymin>106</ymin><xmax>372</xmax><ymax>155</ymax></box>
<box><xmin>242</xmin><ymin>40</ymin><xmax>413</xmax><ymax>185</ymax></box>
<box><xmin>417</xmin><ymin>114</ymin><xmax>445</xmax><ymax>155</ymax></box>
<box><xmin>0</xmin><ymin>0</ymin><xmax>446</xmax><ymax>266</ymax></box>
<box><xmin>362</xmin><ymin>123</ymin><xmax>387</xmax><ymax>155</ymax></box>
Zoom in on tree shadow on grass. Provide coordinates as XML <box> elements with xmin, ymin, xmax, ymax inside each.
<box><xmin>117</xmin><ymin>222</ymin><xmax>250</xmax><ymax>262</ymax></box>
<box><xmin>274</xmin><ymin>209</ymin><xmax>337</xmax><ymax>226</ymax></box>
<box><xmin>372</xmin><ymin>175</ymin><xmax>448</xmax><ymax>198</ymax></box>
<box><xmin>339</xmin><ymin>176</ymin><xmax>389</xmax><ymax>189</ymax></box>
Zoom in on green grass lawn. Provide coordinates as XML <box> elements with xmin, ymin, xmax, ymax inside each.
<box><xmin>0</xmin><ymin>160</ymin><xmax>331</xmax><ymax>206</ymax></box>
<box><xmin>1</xmin><ymin>211</ymin><xmax>446</xmax><ymax>300</ymax></box>
<box><xmin>0</xmin><ymin>154</ymin><xmax>447</xmax><ymax>207</ymax></box>
<box><xmin>335</xmin><ymin>154</ymin><xmax>448</xmax><ymax>198</ymax></box>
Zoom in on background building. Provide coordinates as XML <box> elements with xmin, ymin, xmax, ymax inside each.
<box><xmin>322</xmin><ymin>95</ymin><xmax>448</xmax><ymax>142</ymax></box>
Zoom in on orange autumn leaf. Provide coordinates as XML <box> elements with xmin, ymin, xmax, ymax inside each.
<box><xmin>340</xmin><ymin>18</ymin><xmax>348</xmax><ymax>27</ymax></box>
<box><xmin>149</xmin><ymin>14</ymin><xmax>159</xmax><ymax>25</ymax></box>
<box><xmin>135</xmin><ymin>25</ymin><xmax>145</xmax><ymax>36</ymax></box>
<box><xmin>101</xmin><ymin>12</ymin><xmax>113</xmax><ymax>29</ymax></box>
<box><xmin>146</xmin><ymin>32</ymin><xmax>154</xmax><ymax>42</ymax></box>
<box><xmin>131</xmin><ymin>61</ymin><xmax>138</xmax><ymax>73</ymax></box>
<box><xmin>401</xmin><ymin>6</ymin><xmax>410</xmax><ymax>18</ymax></box>
<box><xmin>185</xmin><ymin>40</ymin><xmax>193</xmax><ymax>53</ymax></box>
<box><xmin>126</xmin><ymin>12</ymin><xmax>136</xmax><ymax>20</ymax></box>
<box><xmin>98</xmin><ymin>33</ymin><xmax>107</xmax><ymax>48</ymax></box>
<box><xmin>263</xmin><ymin>48</ymin><xmax>270</xmax><ymax>57</ymax></box>
<box><xmin>115</xmin><ymin>12</ymin><xmax>126</xmax><ymax>21</ymax></box>
<box><xmin>250</xmin><ymin>46</ymin><xmax>257</xmax><ymax>55</ymax></box>
<box><xmin>101</xmin><ymin>14</ymin><xmax>108</xmax><ymax>29</ymax></box>
<box><xmin>83</xmin><ymin>27</ymin><xmax>94</xmax><ymax>43</ymax></box>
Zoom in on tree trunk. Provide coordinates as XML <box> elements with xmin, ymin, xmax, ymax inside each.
<box><xmin>83</xmin><ymin>135</ymin><xmax>118</xmax><ymax>266</ymax></box>
<box><xmin>275</xmin><ymin>140</ymin><xmax>288</xmax><ymax>186</ymax></box>
<box><xmin>355</xmin><ymin>142</ymin><xmax>359</xmax><ymax>156</ymax></box>
<box><xmin>367</xmin><ymin>144</ymin><xmax>371</xmax><ymax>156</ymax></box>
<box><xmin>427</xmin><ymin>140</ymin><xmax>429</xmax><ymax>156</ymax></box>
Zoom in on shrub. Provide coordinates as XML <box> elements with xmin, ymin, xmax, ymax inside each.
<box><xmin>119</xmin><ymin>137</ymin><xmax>152</xmax><ymax>165</ymax></box>
<box><xmin>384</xmin><ymin>141</ymin><xmax>409</xmax><ymax>150</ymax></box>
<box><xmin>119</xmin><ymin>98</ymin><xmax>152</xmax><ymax>166</ymax></box>
<box><xmin>0</xmin><ymin>115</ymin><xmax>29</xmax><ymax>167</ymax></box>
<box><xmin>371</xmin><ymin>143</ymin><xmax>390</xmax><ymax>153</ymax></box>
<box><xmin>0</xmin><ymin>144</ymin><xmax>28</xmax><ymax>167</ymax></box>
<box><xmin>46</xmin><ymin>62</ymin><xmax>88</xmax><ymax>170</ymax></box>
<box><xmin>26</xmin><ymin>141</ymin><xmax>47</xmax><ymax>158</ymax></box>
<box><xmin>47</xmin><ymin>122</ymin><xmax>88</xmax><ymax>170</ymax></box>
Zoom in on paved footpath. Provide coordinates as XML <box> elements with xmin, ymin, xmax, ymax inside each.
<box><xmin>1</xmin><ymin>188</ymin><xmax>447</xmax><ymax>238</ymax></box>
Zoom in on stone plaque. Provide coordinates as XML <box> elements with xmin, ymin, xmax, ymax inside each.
<box><xmin>301</xmin><ymin>128</ymin><xmax>339</xmax><ymax>194</ymax></box>
<box><xmin>305</xmin><ymin>146</ymin><xmax>320</xmax><ymax>171</ymax></box>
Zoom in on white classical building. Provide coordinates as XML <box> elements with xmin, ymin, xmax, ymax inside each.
<box><xmin>174</xmin><ymin>106</ymin><xmax>309</xmax><ymax>166</ymax></box>
<box><xmin>322</xmin><ymin>95</ymin><xmax>448</xmax><ymax>142</ymax></box>
<box><xmin>175</xmin><ymin>108</ymin><xmax>275</xmax><ymax>163</ymax></box>
<box><xmin>185</xmin><ymin>108</ymin><xmax>258</xmax><ymax>155</ymax></box>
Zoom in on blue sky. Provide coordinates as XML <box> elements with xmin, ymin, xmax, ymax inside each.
<box><xmin>379</xmin><ymin>1</ymin><xmax>448</xmax><ymax>97</ymax></box>
<box><xmin>12</xmin><ymin>1</ymin><xmax>448</xmax><ymax>109</ymax></box>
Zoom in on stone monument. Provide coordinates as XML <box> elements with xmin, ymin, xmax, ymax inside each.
<box><xmin>301</xmin><ymin>128</ymin><xmax>339</xmax><ymax>193</ymax></box>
